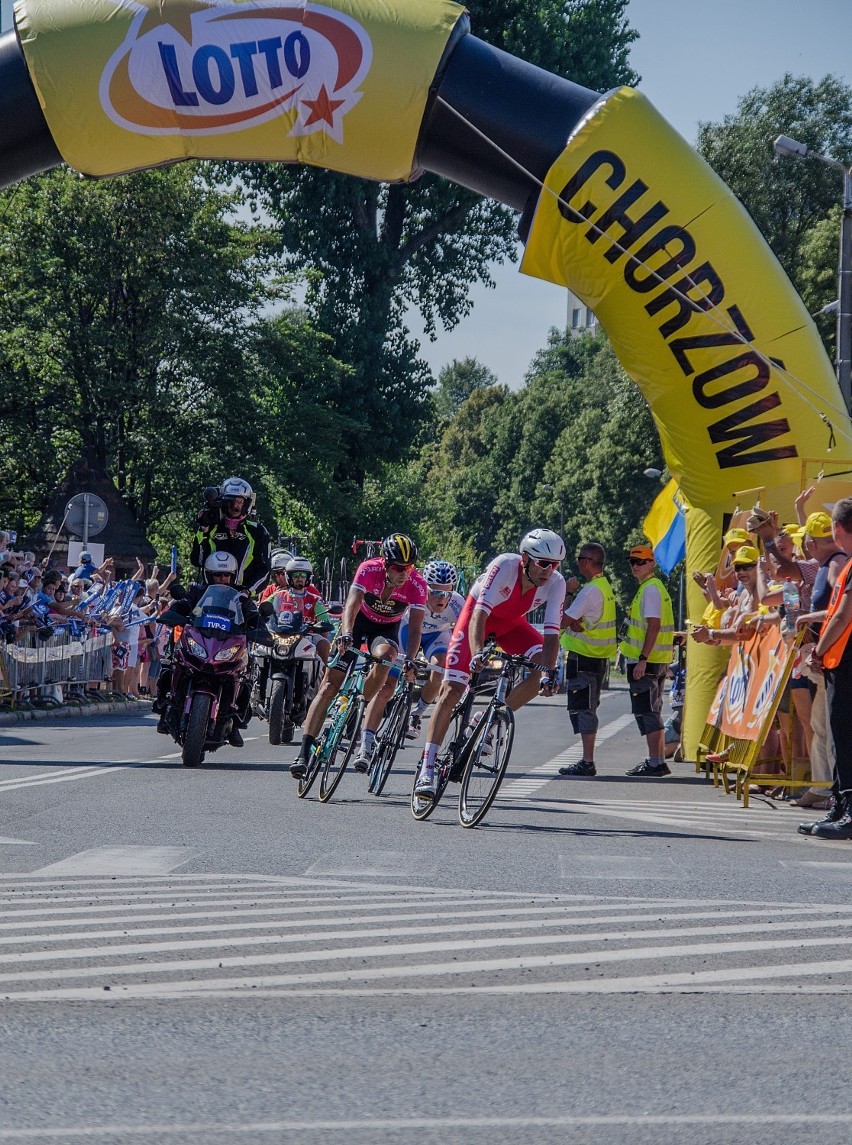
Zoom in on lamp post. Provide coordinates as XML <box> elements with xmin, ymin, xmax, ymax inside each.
<box><xmin>773</xmin><ymin>134</ymin><xmax>852</xmax><ymax>415</ymax></box>
<box><xmin>540</xmin><ymin>483</ymin><xmax>564</xmax><ymax>539</ymax></box>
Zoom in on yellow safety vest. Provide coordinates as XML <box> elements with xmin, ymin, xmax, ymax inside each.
<box><xmin>560</xmin><ymin>575</ymin><xmax>617</xmax><ymax>660</ymax></box>
<box><xmin>618</xmin><ymin>576</ymin><xmax>675</xmax><ymax>663</ymax></box>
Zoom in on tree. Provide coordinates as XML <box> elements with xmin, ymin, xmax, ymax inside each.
<box><xmin>0</xmin><ymin>165</ymin><xmax>349</xmax><ymax>559</ymax></box>
<box><xmin>697</xmin><ymin>74</ymin><xmax>852</xmax><ymax>338</ymax></box>
<box><xmin>234</xmin><ymin>0</ymin><xmax>639</xmax><ymax>485</ymax></box>
<box><xmin>433</xmin><ymin>357</ymin><xmax>498</xmax><ymax>422</ymax></box>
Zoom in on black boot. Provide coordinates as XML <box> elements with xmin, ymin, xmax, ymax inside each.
<box><xmin>227</xmin><ymin>725</ymin><xmax>244</xmax><ymax>748</ymax></box>
<box><xmin>798</xmin><ymin>783</ymin><xmax>843</xmax><ymax>835</ymax></box>
<box><xmin>811</xmin><ymin>791</ymin><xmax>852</xmax><ymax>840</ymax></box>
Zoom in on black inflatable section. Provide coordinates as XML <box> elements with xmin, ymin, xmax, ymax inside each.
<box><xmin>0</xmin><ymin>29</ymin><xmax>60</xmax><ymax>187</ymax></box>
<box><xmin>417</xmin><ymin>33</ymin><xmax>601</xmax><ymax>220</ymax></box>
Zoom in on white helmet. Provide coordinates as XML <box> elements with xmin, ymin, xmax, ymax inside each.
<box><xmin>270</xmin><ymin>551</ymin><xmax>290</xmax><ymax>572</ymax></box>
<box><xmin>286</xmin><ymin>556</ymin><xmax>313</xmax><ymax>586</ymax></box>
<box><xmin>520</xmin><ymin>528</ymin><xmax>565</xmax><ymax>562</ymax></box>
<box><xmin>219</xmin><ymin>476</ymin><xmax>254</xmax><ymax>519</ymax></box>
<box><xmin>203</xmin><ymin>551</ymin><xmax>239</xmax><ymax>583</ymax></box>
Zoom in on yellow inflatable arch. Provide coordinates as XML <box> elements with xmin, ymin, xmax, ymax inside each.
<box><xmin>2</xmin><ymin>0</ymin><xmax>850</xmax><ymax>755</ymax></box>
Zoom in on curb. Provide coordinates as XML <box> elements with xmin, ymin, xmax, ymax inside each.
<box><xmin>0</xmin><ymin>699</ymin><xmax>153</xmax><ymax>726</ymax></box>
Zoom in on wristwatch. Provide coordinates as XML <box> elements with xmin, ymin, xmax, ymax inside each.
<box><xmin>637</xmin><ymin>654</ymin><xmax>648</xmax><ymax>662</ymax></box>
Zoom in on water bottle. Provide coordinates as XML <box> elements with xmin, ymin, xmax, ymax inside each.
<box><xmin>782</xmin><ymin>578</ymin><xmax>800</xmax><ymax>634</ymax></box>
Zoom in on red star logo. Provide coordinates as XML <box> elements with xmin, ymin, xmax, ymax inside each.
<box><xmin>301</xmin><ymin>84</ymin><xmax>345</xmax><ymax>128</ymax></box>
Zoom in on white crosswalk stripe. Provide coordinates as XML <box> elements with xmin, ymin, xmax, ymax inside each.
<box><xmin>499</xmin><ymin>713</ymin><xmax>634</xmax><ymax>798</ymax></box>
<box><xmin>525</xmin><ymin>795</ymin><xmax>815</xmax><ymax>841</ymax></box>
<box><xmin>2</xmin><ymin>873</ymin><xmax>852</xmax><ymax>1000</ymax></box>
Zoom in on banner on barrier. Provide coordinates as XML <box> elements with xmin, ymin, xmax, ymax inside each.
<box><xmin>16</xmin><ymin>0</ymin><xmax>464</xmax><ymax>181</ymax></box>
<box><xmin>706</xmin><ymin>624</ymin><xmax>792</xmax><ymax>741</ymax></box>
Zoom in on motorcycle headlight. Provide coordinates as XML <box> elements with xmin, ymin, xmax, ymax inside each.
<box><xmin>186</xmin><ymin>636</ymin><xmax>207</xmax><ymax>659</ymax></box>
<box><xmin>274</xmin><ymin>635</ymin><xmax>300</xmax><ymax>654</ymax></box>
<box><xmin>214</xmin><ymin>645</ymin><xmax>241</xmax><ymax>662</ymax></box>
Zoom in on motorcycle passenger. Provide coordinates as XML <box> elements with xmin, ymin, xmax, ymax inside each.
<box><xmin>190</xmin><ymin>476</ymin><xmax>271</xmax><ymax>595</ymax></box>
<box><xmin>155</xmin><ymin>552</ymin><xmax>269</xmax><ymax>746</ymax></box>
<box><xmin>291</xmin><ymin>533</ymin><xmax>428</xmax><ymax>779</ymax></box>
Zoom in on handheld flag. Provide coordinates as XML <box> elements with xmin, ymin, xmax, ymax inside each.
<box><xmin>643</xmin><ymin>478</ymin><xmax>686</xmax><ymax>575</ymax></box>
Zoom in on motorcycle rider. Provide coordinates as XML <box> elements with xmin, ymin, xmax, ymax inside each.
<box><xmin>274</xmin><ymin>556</ymin><xmax>333</xmax><ymax>666</ymax></box>
<box><xmin>190</xmin><ymin>477</ymin><xmax>271</xmax><ymax>595</ymax></box>
<box><xmin>154</xmin><ymin>552</ymin><xmax>269</xmax><ymax>746</ymax></box>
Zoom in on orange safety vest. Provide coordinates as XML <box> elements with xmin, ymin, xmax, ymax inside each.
<box><xmin>821</xmin><ymin>556</ymin><xmax>852</xmax><ymax>669</ymax></box>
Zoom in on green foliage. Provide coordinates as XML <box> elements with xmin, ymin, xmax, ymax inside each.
<box><xmin>433</xmin><ymin>357</ymin><xmax>498</xmax><ymax>422</ymax></box>
<box><xmin>232</xmin><ymin>0</ymin><xmax>639</xmax><ymax>490</ymax></box>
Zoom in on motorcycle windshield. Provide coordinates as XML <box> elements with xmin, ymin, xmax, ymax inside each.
<box><xmin>191</xmin><ymin>586</ymin><xmax>244</xmax><ymax>634</ymax></box>
<box><xmin>271</xmin><ymin>592</ymin><xmax>303</xmax><ymax>633</ymax></box>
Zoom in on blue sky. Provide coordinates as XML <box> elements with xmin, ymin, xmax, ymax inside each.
<box><xmin>412</xmin><ymin>0</ymin><xmax>852</xmax><ymax>386</ymax></box>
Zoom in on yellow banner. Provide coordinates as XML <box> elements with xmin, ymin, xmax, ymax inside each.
<box><xmin>16</xmin><ymin>0</ymin><xmax>464</xmax><ymax>181</ymax></box>
<box><xmin>521</xmin><ymin>87</ymin><xmax>852</xmax><ymax>513</ymax></box>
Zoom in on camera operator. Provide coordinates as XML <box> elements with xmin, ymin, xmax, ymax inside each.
<box><xmin>189</xmin><ymin>476</ymin><xmax>271</xmax><ymax>596</ymax></box>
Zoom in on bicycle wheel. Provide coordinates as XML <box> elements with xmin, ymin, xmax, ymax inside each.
<box><xmin>410</xmin><ymin>702</ymin><xmax>467</xmax><ymax>821</ymax></box>
<box><xmin>296</xmin><ymin>699</ymin><xmax>343</xmax><ymax>799</ymax></box>
<box><xmin>369</xmin><ymin>688</ymin><xmax>412</xmax><ymax>796</ymax></box>
<box><xmin>458</xmin><ymin>705</ymin><xmax>515</xmax><ymax>828</ymax></box>
<box><xmin>319</xmin><ymin>696</ymin><xmax>363</xmax><ymax>802</ymax></box>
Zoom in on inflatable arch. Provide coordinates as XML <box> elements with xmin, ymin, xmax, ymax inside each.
<box><xmin>1</xmin><ymin>0</ymin><xmax>850</xmax><ymax>756</ymax></box>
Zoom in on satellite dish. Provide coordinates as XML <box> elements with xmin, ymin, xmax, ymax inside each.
<box><xmin>65</xmin><ymin>492</ymin><xmax>109</xmax><ymax>540</ymax></box>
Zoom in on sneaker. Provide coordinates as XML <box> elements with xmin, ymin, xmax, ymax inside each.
<box><xmin>290</xmin><ymin>757</ymin><xmax>308</xmax><ymax>779</ymax></box>
<box><xmin>353</xmin><ymin>748</ymin><xmax>372</xmax><ymax>774</ymax></box>
<box><xmin>405</xmin><ymin>713</ymin><xmax>422</xmax><ymax>740</ymax></box>
<box><xmin>626</xmin><ymin>759</ymin><xmax>671</xmax><ymax>778</ymax></box>
<box><xmin>414</xmin><ymin>763</ymin><xmax>437</xmax><ymax>796</ymax></box>
<box><xmin>558</xmin><ymin>759</ymin><xmax>596</xmax><ymax>777</ymax></box>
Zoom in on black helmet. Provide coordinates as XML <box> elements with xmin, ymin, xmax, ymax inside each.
<box><xmin>381</xmin><ymin>533</ymin><xmax>418</xmax><ymax>565</ymax></box>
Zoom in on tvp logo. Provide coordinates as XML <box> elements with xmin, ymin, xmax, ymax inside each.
<box><xmin>100</xmin><ymin>1</ymin><xmax>372</xmax><ymax>142</ymax></box>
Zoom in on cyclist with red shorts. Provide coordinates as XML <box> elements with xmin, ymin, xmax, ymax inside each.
<box><xmin>414</xmin><ymin>529</ymin><xmax>566</xmax><ymax>796</ymax></box>
<box><xmin>290</xmin><ymin>533</ymin><xmax>427</xmax><ymax>779</ymax></box>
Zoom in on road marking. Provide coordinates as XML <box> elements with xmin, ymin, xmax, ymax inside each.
<box><xmin>0</xmin><ymin>837</ymin><xmax>37</xmax><ymax>846</ymax></box>
<box><xmin>1</xmin><ymin>1113</ymin><xmax>852</xmax><ymax>1138</ymax></box>
<box><xmin>4</xmin><ymin>875</ymin><xmax>852</xmax><ymax>1000</ymax></box>
<box><xmin>499</xmin><ymin>713</ymin><xmax>634</xmax><ymax>799</ymax></box>
<box><xmin>33</xmin><ymin>846</ymin><xmax>194</xmax><ymax>876</ymax></box>
<box><xmin>305</xmin><ymin>850</ymin><xmax>439</xmax><ymax>877</ymax></box>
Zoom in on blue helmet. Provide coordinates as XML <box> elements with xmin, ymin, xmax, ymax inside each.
<box><xmin>422</xmin><ymin>559</ymin><xmax>457</xmax><ymax>588</ymax></box>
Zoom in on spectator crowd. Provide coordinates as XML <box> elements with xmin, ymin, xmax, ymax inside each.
<box><xmin>0</xmin><ymin>530</ymin><xmax>182</xmax><ymax>710</ymax></box>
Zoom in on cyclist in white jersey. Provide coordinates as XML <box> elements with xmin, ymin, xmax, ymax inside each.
<box><xmin>398</xmin><ymin>560</ymin><xmax>465</xmax><ymax>739</ymax></box>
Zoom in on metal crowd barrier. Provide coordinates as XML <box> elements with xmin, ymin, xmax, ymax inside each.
<box><xmin>0</xmin><ymin>629</ymin><xmax>114</xmax><ymax>695</ymax></box>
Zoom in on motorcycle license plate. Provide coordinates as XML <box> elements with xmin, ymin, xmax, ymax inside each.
<box><xmin>203</xmin><ymin>614</ymin><xmax>232</xmax><ymax>633</ymax></box>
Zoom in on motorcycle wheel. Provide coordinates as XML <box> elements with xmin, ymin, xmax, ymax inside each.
<box><xmin>182</xmin><ymin>692</ymin><xmax>211</xmax><ymax>768</ymax></box>
<box><xmin>268</xmin><ymin>678</ymin><xmax>288</xmax><ymax>746</ymax></box>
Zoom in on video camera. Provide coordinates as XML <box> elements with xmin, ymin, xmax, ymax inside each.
<box><xmin>195</xmin><ymin>486</ymin><xmax>223</xmax><ymax>529</ymax></box>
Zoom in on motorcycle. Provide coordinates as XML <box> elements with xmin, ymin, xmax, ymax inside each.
<box><xmin>163</xmin><ymin>585</ymin><xmax>252</xmax><ymax>768</ymax></box>
<box><xmin>253</xmin><ymin>596</ymin><xmax>333</xmax><ymax>745</ymax></box>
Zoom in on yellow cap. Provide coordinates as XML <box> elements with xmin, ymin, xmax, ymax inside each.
<box><xmin>733</xmin><ymin>545</ymin><xmax>760</xmax><ymax>565</ymax></box>
<box><xmin>803</xmin><ymin>511</ymin><xmax>834</xmax><ymax>539</ymax></box>
<box><xmin>723</xmin><ymin>527</ymin><xmax>749</xmax><ymax>547</ymax></box>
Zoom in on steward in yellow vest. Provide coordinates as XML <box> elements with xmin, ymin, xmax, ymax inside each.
<box><xmin>620</xmin><ymin>544</ymin><xmax>675</xmax><ymax>779</ymax></box>
<box><xmin>557</xmin><ymin>543</ymin><xmax>617</xmax><ymax>779</ymax></box>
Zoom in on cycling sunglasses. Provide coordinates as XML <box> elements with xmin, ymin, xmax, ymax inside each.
<box><xmin>388</xmin><ymin>562</ymin><xmax>414</xmax><ymax>572</ymax></box>
<box><xmin>530</xmin><ymin>557</ymin><xmax>560</xmax><ymax>570</ymax></box>
<box><xmin>428</xmin><ymin>588</ymin><xmax>452</xmax><ymax>599</ymax></box>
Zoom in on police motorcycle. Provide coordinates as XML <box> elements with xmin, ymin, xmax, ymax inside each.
<box><xmin>253</xmin><ymin>594</ymin><xmax>333</xmax><ymax>745</ymax></box>
<box><xmin>157</xmin><ymin>553</ymin><xmax>272</xmax><ymax>768</ymax></box>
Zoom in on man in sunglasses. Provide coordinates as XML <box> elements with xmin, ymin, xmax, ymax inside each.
<box><xmin>414</xmin><ymin>528</ymin><xmax>566</xmax><ymax>797</ymax></box>
<box><xmin>291</xmin><ymin>532</ymin><xmax>427</xmax><ymax>779</ymax></box>
<box><xmin>619</xmin><ymin>544</ymin><xmax>675</xmax><ymax>778</ymax></box>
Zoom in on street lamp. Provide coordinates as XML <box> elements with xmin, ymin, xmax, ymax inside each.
<box><xmin>773</xmin><ymin>133</ymin><xmax>852</xmax><ymax>415</ymax></box>
<box><xmin>540</xmin><ymin>483</ymin><xmax>564</xmax><ymax>538</ymax></box>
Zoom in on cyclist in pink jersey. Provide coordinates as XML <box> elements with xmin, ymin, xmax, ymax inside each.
<box><xmin>414</xmin><ymin>528</ymin><xmax>566</xmax><ymax>796</ymax></box>
<box><xmin>291</xmin><ymin>533</ymin><xmax>427</xmax><ymax>778</ymax></box>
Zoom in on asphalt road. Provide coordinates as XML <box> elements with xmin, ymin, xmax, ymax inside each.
<box><xmin>0</xmin><ymin>681</ymin><xmax>850</xmax><ymax>1144</ymax></box>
